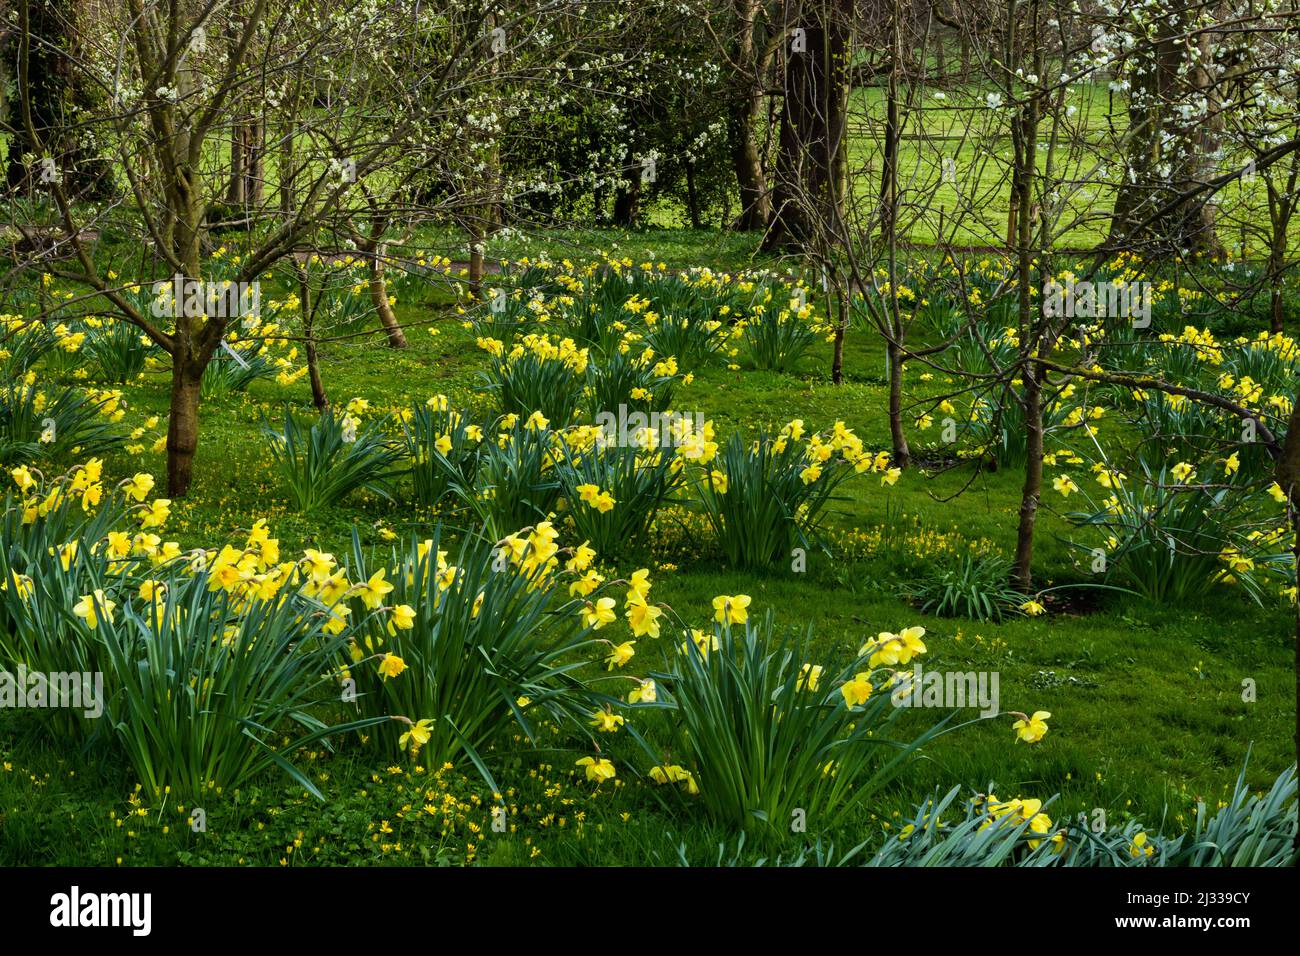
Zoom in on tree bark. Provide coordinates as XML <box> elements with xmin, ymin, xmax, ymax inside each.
<box><xmin>296</xmin><ymin>266</ymin><xmax>328</xmax><ymax>410</ymax></box>
<box><xmin>247</xmin><ymin>118</ymin><xmax>264</xmax><ymax>205</ymax></box>
<box><xmin>830</xmin><ymin>286</ymin><xmax>847</xmax><ymax>384</ymax></box>
<box><xmin>279</xmin><ymin>83</ymin><xmax>302</xmax><ymax>216</ymax></box>
<box><xmin>165</xmin><ymin>352</ymin><xmax>205</xmax><ymax>498</ymax></box>
<box><xmin>469</xmin><ymin>238</ymin><xmax>486</xmax><ymax>295</ymax></box>
<box><xmin>1106</xmin><ymin>1</ymin><xmax>1224</xmax><ymax>256</ymax></box>
<box><xmin>685</xmin><ymin>159</ymin><xmax>703</xmax><ymax>229</ymax></box>
<box><xmin>1012</xmin><ymin>367</ymin><xmax>1044</xmax><ymax>590</ymax></box>
<box><xmin>1268</xmin><ymin>245</ymin><xmax>1286</xmax><ymax>335</ymax></box>
<box><xmin>226</xmin><ymin>122</ymin><xmax>247</xmax><ymax>205</ymax></box>
<box><xmin>729</xmin><ymin>101</ymin><xmax>771</xmax><ymax>229</ymax></box>
<box><xmin>763</xmin><ymin>0</ymin><xmax>854</xmax><ymax>251</ymax></box>
<box><xmin>613</xmin><ymin>175</ymin><xmax>641</xmax><ymax>227</ymax></box>
<box><xmin>359</xmin><ymin>232</ymin><xmax>408</xmax><ymax>349</ymax></box>
<box><xmin>886</xmin><ymin>339</ymin><xmax>912</xmax><ymax>465</ymax></box>
<box><xmin>1265</xmin><ymin>171</ymin><xmax>1297</xmax><ymax>335</ymax></box>
<box><xmin>727</xmin><ymin>0</ymin><xmax>771</xmax><ymax>231</ymax></box>
<box><xmin>1011</xmin><ymin>1</ymin><xmax>1044</xmax><ymax>591</ymax></box>
<box><xmin>879</xmin><ymin>6</ymin><xmax>900</xmax><ymax>241</ymax></box>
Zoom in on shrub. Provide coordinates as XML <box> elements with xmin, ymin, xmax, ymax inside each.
<box><xmin>633</xmin><ymin>272</ymin><xmax>733</xmax><ymax>369</ymax></box>
<box><xmin>553</xmin><ymin>435</ymin><xmax>681</xmax><ymax>557</ymax></box>
<box><xmin>692</xmin><ymin>421</ymin><xmax>870</xmax><ymax>569</ymax></box>
<box><xmin>554</xmin><ymin>263</ymin><xmax>641</xmax><ymax>355</ymax></box>
<box><xmin>735</xmin><ymin>285</ymin><xmax>827</xmax><ymax>372</ymax></box>
<box><xmin>200</xmin><ymin>343</ymin><xmax>280</xmax><ymax>400</ymax></box>
<box><xmin>463</xmin><ymin>418</ymin><xmax>564</xmax><ymax>539</ymax></box>
<box><xmin>961</xmin><ymin>376</ymin><xmax>1079</xmax><ymax>468</ymax></box>
<box><xmin>642</xmin><ymin>310</ymin><xmax>727</xmax><ymax>371</ymax></box>
<box><xmin>0</xmin><ymin>460</ymin><xmax>128</xmax><ymax>571</ymax></box>
<box><xmin>35</xmin><ymin>320</ymin><xmax>92</xmax><ymax>380</ymax></box>
<box><xmin>478</xmin><ymin>333</ymin><xmax>587</xmax><ymax>425</ymax></box>
<box><xmin>399</xmin><ymin>397</ymin><xmax>484</xmax><ymax>511</ymax></box>
<box><xmin>342</xmin><ymin>527</ymin><xmax>610</xmax><ymax>776</ymax></box>
<box><xmin>0</xmin><ymin>460</ymin><xmax>131</xmax><ymax>739</ymax></box>
<box><xmin>0</xmin><ymin>379</ymin><xmax>126</xmax><ymax>468</ymax></box>
<box><xmin>83</xmin><ymin>318</ymin><xmax>153</xmax><ymax>384</ymax></box>
<box><xmin>263</xmin><ymin>406</ymin><xmax>401</xmax><ymax>510</ymax></box>
<box><xmin>868</xmin><ymin>760</ymin><xmax>1298</xmax><ymax>867</ymax></box>
<box><xmin>297</xmin><ymin>255</ymin><xmax>376</xmax><ymax>337</ymax></box>
<box><xmin>470</xmin><ymin>285</ymin><xmax>545</xmax><ymax>341</ymax></box>
<box><xmin>583</xmin><ymin>343</ymin><xmax>683</xmax><ymax>420</ymax></box>
<box><xmin>0</xmin><ymin>465</ymin><xmax>384</xmax><ymax>798</ymax></box>
<box><xmin>1060</xmin><ymin>456</ymin><xmax>1291</xmax><ymax>604</ymax></box>
<box><xmin>94</xmin><ymin>565</ymin><xmax>382</xmax><ymax>800</ymax></box>
<box><xmin>672</xmin><ymin>761</ymin><xmax>1298</xmax><ymax>867</ymax></box>
<box><xmin>904</xmin><ymin>551</ymin><xmax>1025</xmax><ymax>622</ymax></box>
<box><xmin>642</xmin><ymin>611</ymin><xmax>964</xmax><ymax>841</ymax></box>
<box><xmin>1109</xmin><ymin>386</ymin><xmax>1240</xmax><ymax>465</ymax></box>
<box><xmin>0</xmin><ymin>313</ymin><xmax>57</xmax><ymax>376</ymax></box>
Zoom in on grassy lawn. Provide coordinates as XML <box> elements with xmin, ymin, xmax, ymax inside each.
<box><xmin>1</xmin><ymin>227</ymin><xmax>1290</xmax><ymax>867</ymax></box>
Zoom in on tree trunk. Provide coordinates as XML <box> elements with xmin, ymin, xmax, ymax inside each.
<box><xmin>880</xmin><ymin>7</ymin><xmax>900</xmax><ymax>241</ymax></box>
<box><xmin>1269</xmin><ymin>246</ymin><xmax>1285</xmax><ymax>335</ymax></box>
<box><xmin>469</xmin><ymin>239</ymin><xmax>486</xmax><ymax>295</ymax></box>
<box><xmin>727</xmin><ymin>0</ymin><xmax>771</xmax><ymax>231</ymax></box>
<box><xmin>306</xmin><ymin>336</ymin><xmax>328</xmax><ymax>410</ymax></box>
<box><xmin>685</xmin><ymin>159</ymin><xmax>703</xmax><ymax>229</ymax></box>
<box><xmin>1265</xmin><ymin>173</ymin><xmax>1296</xmax><ymax>335</ymax></box>
<box><xmin>1106</xmin><ymin>0</ymin><xmax>1223</xmax><ymax>256</ymax></box>
<box><xmin>361</xmin><ymin>236</ymin><xmax>407</xmax><ymax>349</ymax></box>
<box><xmin>244</xmin><ymin>118</ymin><xmax>264</xmax><ymax>206</ymax></box>
<box><xmin>296</xmin><ymin>266</ymin><xmax>328</xmax><ymax>410</ymax></box>
<box><xmin>226</xmin><ymin>122</ymin><xmax>247</xmax><ymax>205</ymax></box>
<box><xmin>279</xmin><ymin>88</ymin><xmax>301</xmax><ymax>216</ymax></box>
<box><xmin>613</xmin><ymin>176</ymin><xmax>641</xmax><ymax>227</ymax></box>
<box><xmin>1005</xmin><ymin>196</ymin><xmax>1019</xmax><ymax>252</ymax></box>
<box><xmin>165</xmin><ymin>354</ymin><xmax>205</xmax><ymax>498</ymax></box>
<box><xmin>1011</xmin><ymin>9</ymin><xmax>1043</xmax><ymax>591</ymax></box>
<box><xmin>886</xmin><ymin>339</ymin><xmax>911</xmax><ymax>466</ymax></box>
<box><xmin>762</xmin><ymin>0</ymin><xmax>854</xmax><ymax>251</ymax></box>
<box><xmin>369</xmin><ymin>270</ymin><xmax>406</xmax><ymax>349</ymax></box>
<box><xmin>729</xmin><ymin>106</ymin><xmax>771</xmax><ymax>230</ymax></box>
<box><xmin>830</xmin><ymin>287</ymin><xmax>847</xmax><ymax>384</ymax></box>
<box><xmin>1013</xmin><ymin>369</ymin><xmax>1044</xmax><ymax>590</ymax></box>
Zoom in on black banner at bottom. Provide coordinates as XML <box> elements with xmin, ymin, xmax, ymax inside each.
<box><xmin>0</xmin><ymin>864</ymin><xmax>1293</xmax><ymax>942</ymax></box>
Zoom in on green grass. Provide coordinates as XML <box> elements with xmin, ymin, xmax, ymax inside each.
<box><xmin>0</xmin><ymin>226</ymin><xmax>1293</xmax><ymax>866</ymax></box>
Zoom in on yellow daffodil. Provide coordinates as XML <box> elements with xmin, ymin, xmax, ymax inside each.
<box><xmin>711</xmin><ymin>593</ymin><xmax>751</xmax><ymax>625</ymax></box>
<box><xmin>583</xmin><ymin>596</ymin><xmax>617</xmax><ymax>630</ymax></box>
<box><xmin>378</xmin><ymin>654</ymin><xmax>407</xmax><ymax>680</ymax></box>
<box><xmin>841</xmin><ymin>672</ymin><xmax>873</xmax><ymax>707</ymax></box>
<box><xmin>576</xmin><ymin>756</ymin><xmax>616</xmax><ymax>783</ymax></box>
<box><xmin>73</xmin><ymin>589</ymin><xmax>116</xmax><ymax>630</ymax></box>
<box><xmin>1012</xmin><ymin>710</ymin><xmax>1051</xmax><ymax>744</ymax></box>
